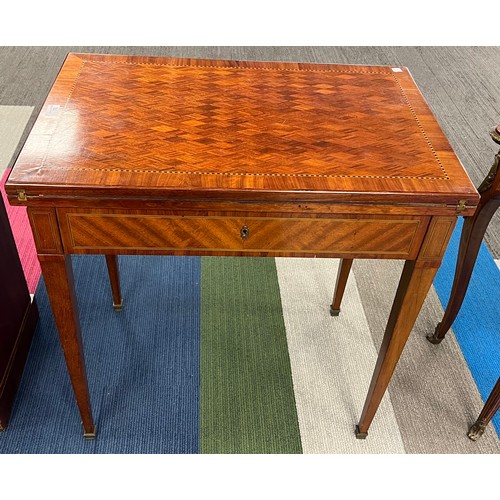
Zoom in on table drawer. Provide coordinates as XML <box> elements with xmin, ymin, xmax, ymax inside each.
<box><xmin>58</xmin><ymin>210</ymin><xmax>428</xmax><ymax>258</ymax></box>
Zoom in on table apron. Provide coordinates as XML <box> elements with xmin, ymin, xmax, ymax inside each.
<box><xmin>55</xmin><ymin>208</ymin><xmax>430</xmax><ymax>259</ymax></box>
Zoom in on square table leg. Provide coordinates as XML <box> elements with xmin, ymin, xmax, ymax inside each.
<box><xmin>355</xmin><ymin>259</ymin><xmax>439</xmax><ymax>437</ymax></box>
<box><xmin>105</xmin><ymin>254</ymin><xmax>123</xmax><ymax>311</ymax></box>
<box><xmin>38</xmin><ymin>254</ymin><xmax>96</xmax><ymax>438</ymax></box>
<box><xmin>330</xmin><ymin>258</ymin><xmax>353</xmax><ymax>316</ymax></box>
<box><xmin>356</xmin><ymin>215</ymin><xmax>456</xmax><ymax>438</ymax></box>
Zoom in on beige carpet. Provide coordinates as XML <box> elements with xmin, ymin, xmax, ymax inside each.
<box><xmin>0</xmin><ymin>105</ymin><xmax>33</xmax><ymax>175</ymax></box>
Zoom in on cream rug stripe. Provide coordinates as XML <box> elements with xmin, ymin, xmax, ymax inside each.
<box><xmin>0</xmin><ymin>105</ymin><xmax>34</xmax><ymax>175</ymax></box>
<box><xmin>0</xmin><ymin>105</ymin><xmax>40</xmax><ymax>293</ymax></box>
<box><xmin>352</xmin><ymin>259</ymin><xmax>500</xmax><ymax>453</ymax></box>
<box><xmin>275</xmin><ymin>257</ymin><xmax>406</xmax><ymax>453</ymax></box>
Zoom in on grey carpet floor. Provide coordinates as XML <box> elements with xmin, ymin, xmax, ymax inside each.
<box><xmin>1</xmin><ymin>46</ymin><xmax>499</xmax><ymax>254</ymax></box>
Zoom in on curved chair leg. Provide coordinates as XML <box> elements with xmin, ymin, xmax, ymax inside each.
<box><xmin>467</xmin><ymin>377</ymin><xmax>500</xmax><ymax>440</ymax></box>
<box><xmin>330</xmin><ymin>259</ymin><xmax>353</xmax><ymax>316</ymax></box>
<box><xmin>427</xmin><ymin>202</ymin><xmax>499</xmax><ymax>344</ymax></box>
<box><xmin>429</xmin><ymin>127</ymin><xmax>500</xmax><ymax>344</ymax></box>
<box><xmin>105</xmin><ymin>255</ymin><xmax>123</xmax><ymax>311</ymax></box>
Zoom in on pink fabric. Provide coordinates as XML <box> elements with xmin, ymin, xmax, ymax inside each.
<box><xmin>1</xmin><ymin>168</ymin><xmax>41</xmax><ymax>293</ymax></box>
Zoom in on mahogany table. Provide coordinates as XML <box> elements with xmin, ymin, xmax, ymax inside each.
<box><xmin>5</xmin><ymin>53</ymin><xmax>479</xmax><ymax>439</ymax></box>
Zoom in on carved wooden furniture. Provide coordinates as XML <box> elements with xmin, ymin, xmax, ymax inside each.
<box><xmin>5</xmin><ymin>53</ymin><xmax>479</xmax><ymax>439</ymax></box>
<box><xmin>0</xmin><ymin>192</ymin><xmax>38</xmax><ymax>430</ymax></box>
<box><xmin>426</xmin><ymin>125</ymin><xmax>500</xmax><ymax>440</ymax></box>
<box><xmin>427</xmin><ymin>125</ymin><xmax>500</xmax><ymax>344</ymax></box>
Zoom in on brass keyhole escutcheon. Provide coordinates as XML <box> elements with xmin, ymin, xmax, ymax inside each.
<box><xmin>240</xmin><ymin>225</ymin><xmax>250</xmax><ymax>240</ymax></box>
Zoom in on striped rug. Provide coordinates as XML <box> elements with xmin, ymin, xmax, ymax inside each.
<box><xmin>0</xmin><ymin>250</ymin><xmax>499</xmax><ymax>453</ymax></box>
<box><xmin>0</xmin><ymin>106</ymin><xmax>499</xmax><ymax>453</ymax></box>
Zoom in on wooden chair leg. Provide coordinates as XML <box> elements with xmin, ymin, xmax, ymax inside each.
<box><xmin>429</xmin><ymin>128</ymin><xmax>500</xmax><ymax>344</ymax></box>
<box><xmin>330</xmin><ymin>259</ymin><xmax>353</xmax><ymax>316</ymax></box>
<box><xmin>467</xmin><ymin>377</ymin><xmax>500</xmax><ymax>440</ymax></box>
<box><xmin>427</xmin><ymin>201</ymin><xmax>499</xmax><ymax>344</ymax></box>
<box><xmin>105</xmin><ymin>255</ymin><xmax>123</xmax><ymax>311</ymax></box>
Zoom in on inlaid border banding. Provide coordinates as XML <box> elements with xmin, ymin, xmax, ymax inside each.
<box><xmin>37</xmin><ymin>56</ymin><xmax>451</xmax><ymax>182</ymax></box>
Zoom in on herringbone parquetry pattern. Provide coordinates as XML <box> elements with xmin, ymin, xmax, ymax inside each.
<box><xmin>57</xmin><ymin>61</ymin><xmax>444</xmax><ymax>179</ymax></box>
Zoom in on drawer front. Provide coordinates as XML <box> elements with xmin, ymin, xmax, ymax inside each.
<box><xmin>58</xmin><ymin>210</ymin><xmax>427</xmax><ymax>258</ymax></box>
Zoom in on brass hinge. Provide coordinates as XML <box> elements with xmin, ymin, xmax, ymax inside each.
<box><xmin>456</xmin><ymin>200</ymin><xmax>467</xmax><ymax>212</ymax></box>
<box><xmin>17</xmin><ymin>189</ymin><xmax>27</xmax><ymax>201</ymax></box>
<box><xmin>16</xmin><ymin>189</ymin><xmax>43</xmax><ymax>201</ymax></box>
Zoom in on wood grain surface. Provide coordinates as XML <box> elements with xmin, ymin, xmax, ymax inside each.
<box><xmin>5</xmin><ymin>53</ymin><xmax>478</xmax><ymax>210</ymax></box>
<box><xmin>57</xmin><ymin>208</ymin><xmax>427</xmax><ymax>259</ymax></box>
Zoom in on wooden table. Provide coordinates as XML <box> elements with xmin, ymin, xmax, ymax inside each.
<box><xmin>5</xmin><ymin>53</ymin><xmax>479</xmax><ymax>439</ymax></box>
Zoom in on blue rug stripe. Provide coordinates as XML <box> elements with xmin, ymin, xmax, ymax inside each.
<box><xmin>0</xmin><ymin>255</ymin><xmax>201</xmax><ymax>453</ymax></box>
<box><xmin>434</xmin><ymin>218</ymin><xmax>500</xmax><ymax>434</ymax></box>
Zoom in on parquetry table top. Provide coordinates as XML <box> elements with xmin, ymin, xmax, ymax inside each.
<box><xmin>6</xmin><ymin>53</ymin><xmax>478</xmax><ymax>208</ymax></box>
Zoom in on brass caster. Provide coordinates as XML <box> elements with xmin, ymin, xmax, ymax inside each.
<box><xmin>355</xmin><ymin>425</ymin><xmax>368</xmax><ymax>439</ymax></box>
<box><xmin>467</xmin><ymin>420</ymin><xmax>487</xmax><ymax>441</ymax></box>
<box><xmin>426</xmin><ymin>333</ymin><xmax>444</xmax><ymax>345</ymax></box>
<box><xmin>426</xmin><ymin>323</ymin><xmax>444</xmax><ymax>344</ymax></box>
<box><xmin>330</xmin><ymin>305</ymin><xmax>340</xmax><ymax>316</ymax></box>
<box><xmin>113</xmin><ymin>299</ymin><xmax>124</xmax><ymax>311</ymax></box>
<box><xmin>84</xmin><ymin>428</ymin><xmax>97</xmax><ymax>440</ymax></box>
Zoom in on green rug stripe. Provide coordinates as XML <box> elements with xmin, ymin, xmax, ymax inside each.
<box><xmin>200</xmin><ymin>257</ymin><xmax>302</xmax><ymax>454</ymax></box>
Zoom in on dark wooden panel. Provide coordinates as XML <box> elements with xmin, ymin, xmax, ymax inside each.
<box><xmin>0</xmin><ymin>196</ymin><xmax>38</xmax><ymax>430</ymax></box>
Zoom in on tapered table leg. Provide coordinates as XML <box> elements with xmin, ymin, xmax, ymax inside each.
<box><xmin>39</xmin><ymin>254</ymin><xmax>96</xmax><ymax>438</ymax></box>
<box><xmin>105</xmin><ymin>255</ymin><xmax>123</xmax><ymax>310</ymax></box>
<box><xmin>330</xmin><ymin>258</ymin><xmax>353</xmax><ymax>316</ymax></box>
<box><xmin>356</xmin><ymin>259</ymin><xmax>440</xmax><ymax>438</ymax></box>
